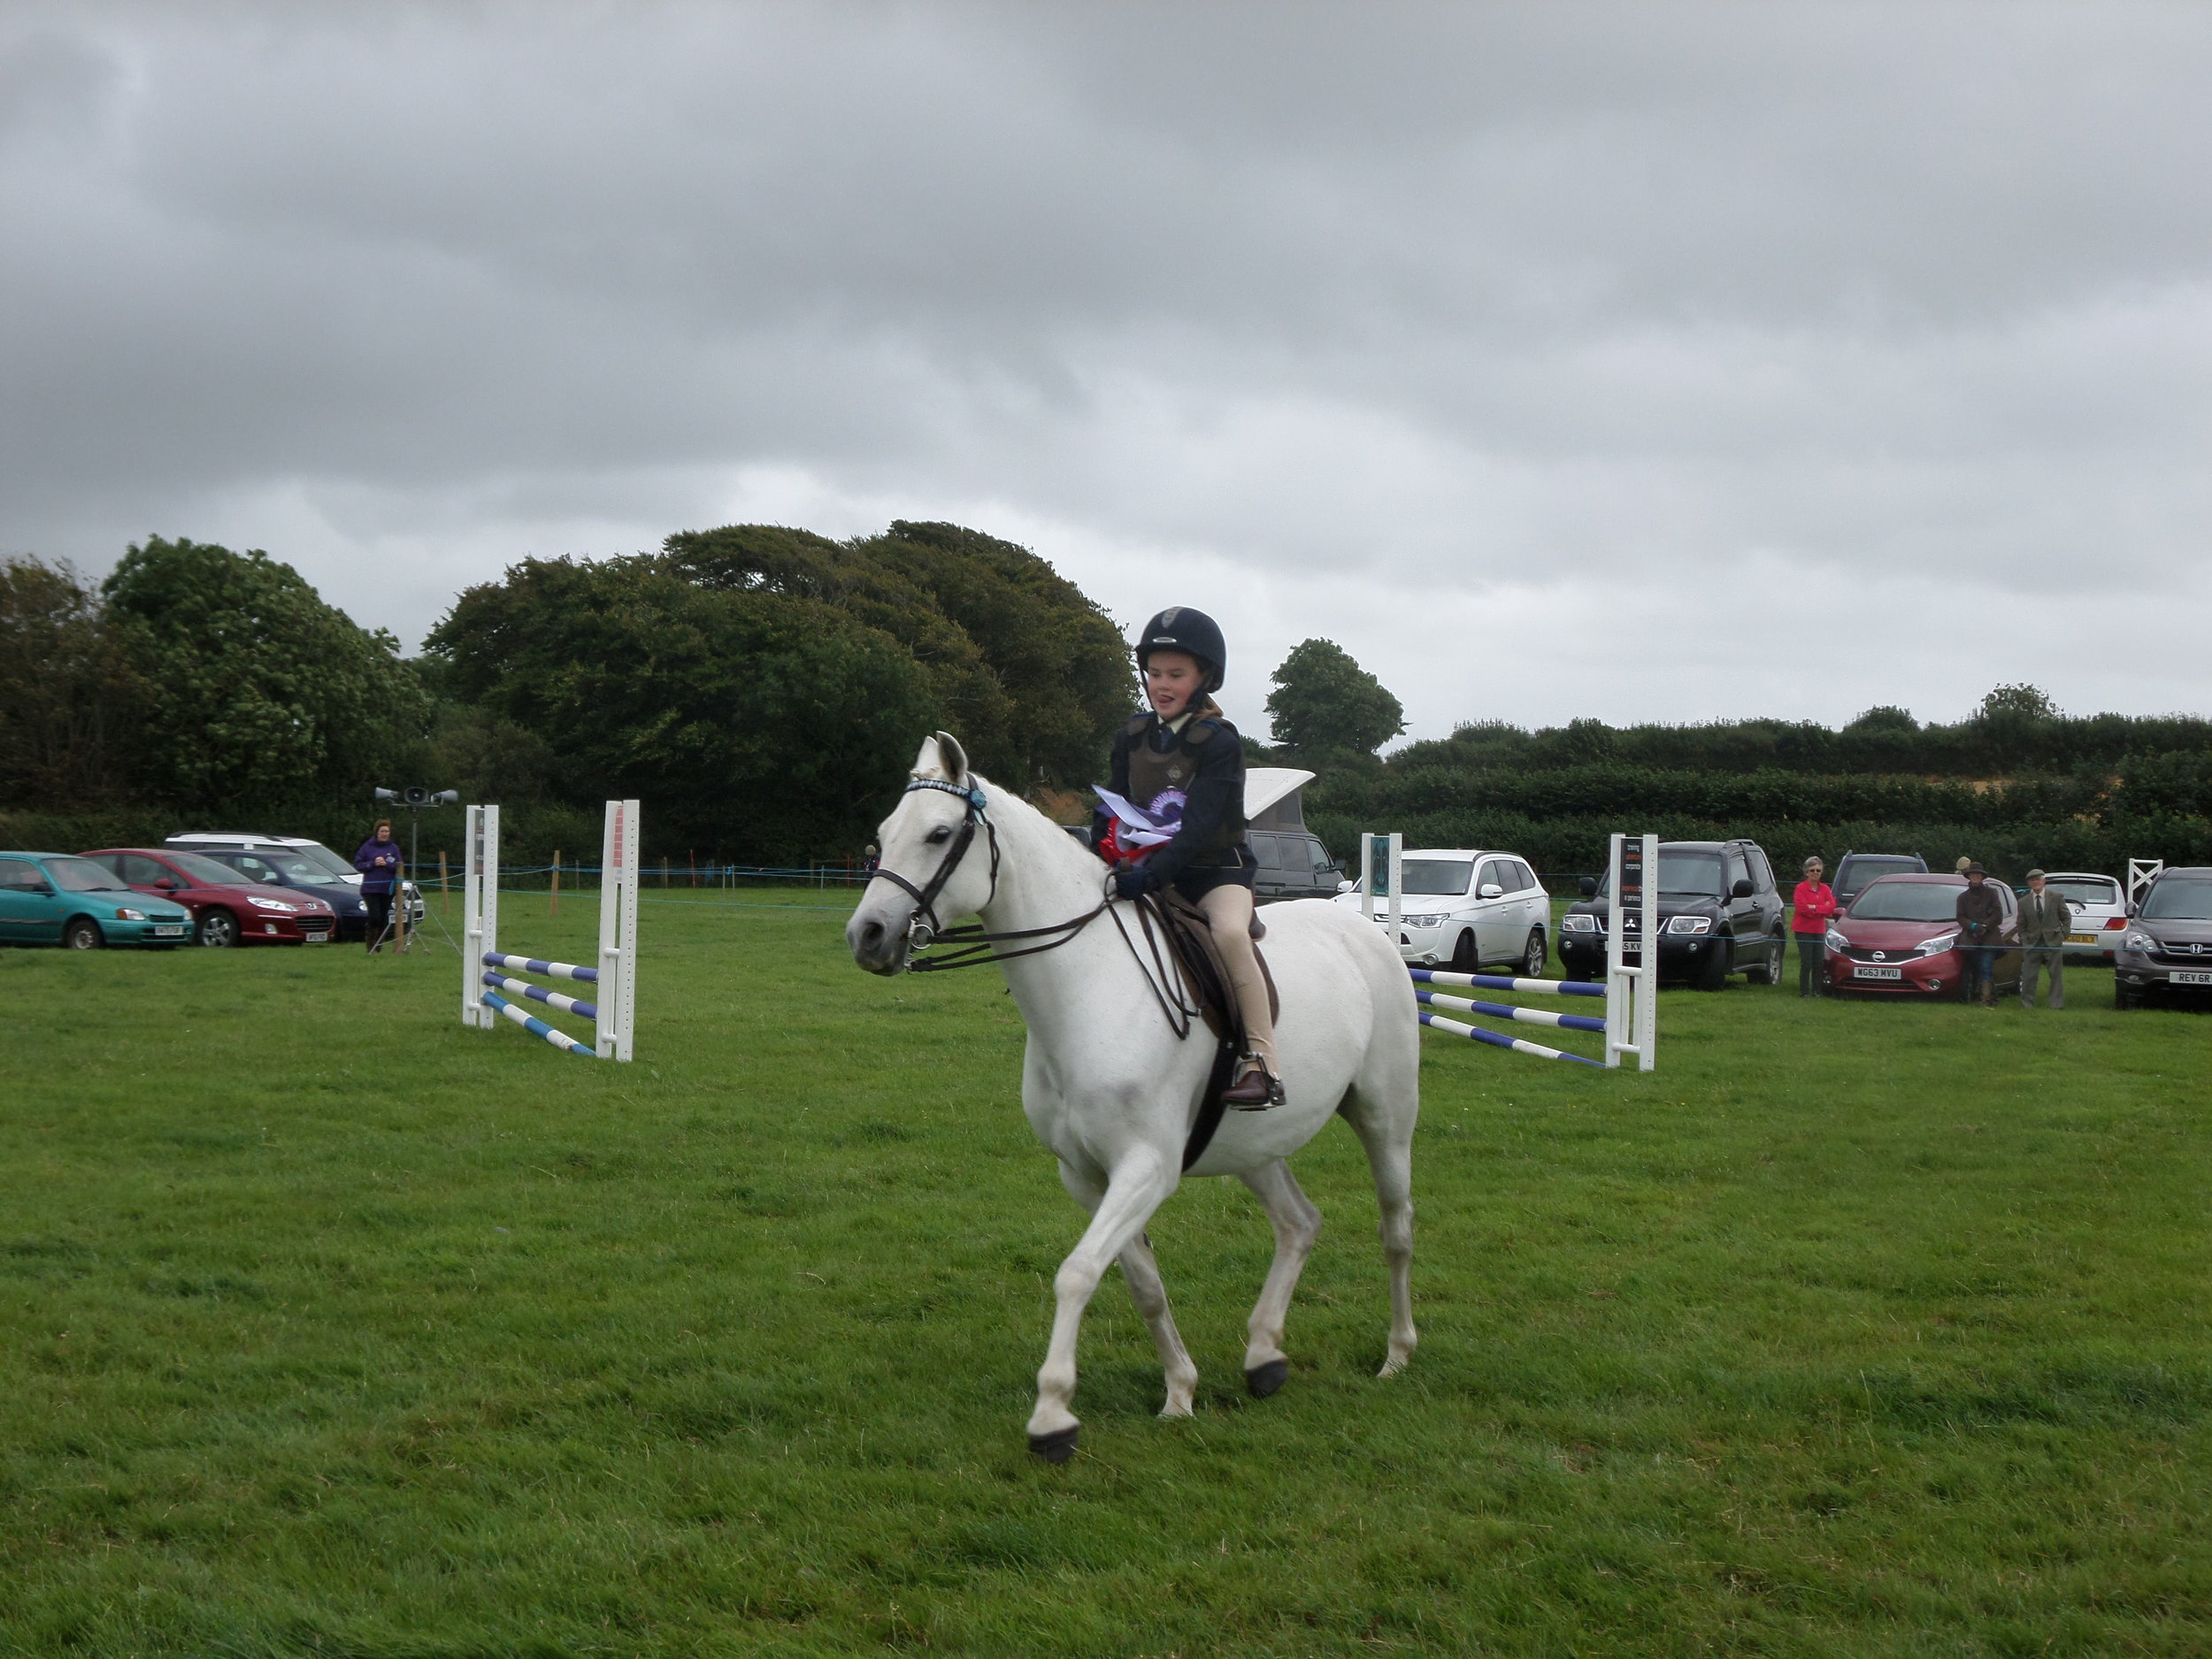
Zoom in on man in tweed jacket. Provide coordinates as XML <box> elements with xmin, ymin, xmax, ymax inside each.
<box><xmin>2017</xmin><ymin>869</ymin><xmax>2074</xmax><ymax>1009</ymax></box>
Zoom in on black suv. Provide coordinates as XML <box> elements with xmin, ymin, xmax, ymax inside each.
<box><xmin>2113</xmin><ymin>865</ymin><xmax>2212</xmax><ymax>1010</ymax></box>
<box><xmin>1556</xmin><ymin>838</ymin><xmax>1787</xmax><ymax>990</ymax></box>
<box><xmin>1833</xmin><ymin>850</ymin><xmax>1928</xmax><ymax>908</ymax></box>
<box><xmin>1251</xmin><ymin>829</ymin><xmax>1345</xmax><ymax>903</ymax></box>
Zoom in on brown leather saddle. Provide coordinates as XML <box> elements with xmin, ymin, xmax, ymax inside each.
<box><xmin>1141</xmin><ymin>889</ymin><xmax>1279</xmax><ymax>1170</ymax></box>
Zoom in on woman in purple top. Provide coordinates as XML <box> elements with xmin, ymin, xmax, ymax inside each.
<box><xmin>354</xmin><ymin>818</ymin><xmax>403</xmax><ymax>952</ymax></box>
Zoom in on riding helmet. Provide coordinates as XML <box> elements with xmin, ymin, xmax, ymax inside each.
<box><xmin>1134</xmin><ymin>606</ymin><xmax>1227</xmax><ymax>692</ymax></box>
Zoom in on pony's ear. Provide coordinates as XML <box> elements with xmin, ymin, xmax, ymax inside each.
<box><xmin>933</xmin><ymin>731</ymin><xmax>971</xmax><ymax>784</ymax></box>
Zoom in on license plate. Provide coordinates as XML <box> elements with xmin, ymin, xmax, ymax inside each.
<box><xmin>2173</xmin><ymin>970</ymin><xmax>2212</xmax><ymax>987</ymax></box>
<box><xmin>1853</xmin><ymin>964</ymin><xmax>1903</xmax><ymax>980</ymax></box>
<box><xmin>152</xmin><ymin>925</ymin><xmax>187</xmax><ymax>937</ymax></box>
<box><xmin>2067</xmin><ymin>933</ymin><xmax>2097</xmax><ymax>946</ymax></box>
<box><xmin>302</xmin><ymin>931</ymin><xmax>330</xmax><ymax>943</ymax></box>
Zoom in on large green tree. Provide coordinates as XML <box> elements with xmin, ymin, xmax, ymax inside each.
<box><xmin>664</xmin><ymin>520</ymin><xmax>1133</xmax><ymax>790</ymax></box>
<box><xmin>660</xmin><ymin>524</ymin><xmax>1022</xmax><ymax>780</ymax></box>
<box><xmin>852</xmin><ymin>521</ymin><xmax>1133</xmax><ymax>788</ymax></box>
<box><xmin>426</xmin><ymin>555</ymin><xmax>944</xmax><ymax>861</ymax></box>
<box><xmin>1263</xmin><ymin>638</ymin><xmax>1406</xmax><ymax>757</ymax></box>
<box><xmin>100</xmin><ymin>537</ymin><xmax>427</xmax><ymax>812</ymax></box>
<box><xmin>0</xmin><ymin>556</ymin><xmax>147</xmax><ymax>810</ymax></box>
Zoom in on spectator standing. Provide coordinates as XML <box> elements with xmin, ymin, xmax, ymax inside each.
<box><xmin>2017</xmin><ymin>868</ymin><xmax>2072</xmax><ymax>1009</ymax></box>
<box><xmin>354</xmin><ymin>819</ymin><xmax>403</xmax><ymax>953</ymax></box>
<box><xmin>1955</xmin><ymin>863</ymin><xmax>2004</xmax><ymax>1007</ymax></box>
<box><xmin>1789</xmin><ymin>855</ymin><xmax>1839</xmax><ymax>997</ymax></box>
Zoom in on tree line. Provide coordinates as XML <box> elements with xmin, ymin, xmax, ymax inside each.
<box><xmin>7</xmin><ymin>529</ymin><xmax>2207</xmax><ymax>881</ymax></box>
<box><xmin>0</xmin><ymin>523</ymin><xmax>1134</xmax><ymax>865</ymax></box>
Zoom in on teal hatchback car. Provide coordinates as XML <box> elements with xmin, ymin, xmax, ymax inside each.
<box><xmin>0</xmin><ymin>852</ymin><xmax>196</xmax><ymax>949</ymax></box>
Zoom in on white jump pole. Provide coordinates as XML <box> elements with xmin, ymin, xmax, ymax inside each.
<box><xmin>597</xmin><ymin>798</ymin><xmax>640</xmax><ymax>1062</ymax></box>
<box><xmin>462</xmin><ymin>804</ymin><xmax>500</xmax><ymax>1032</ymax></box>
<box><xmin>1604</xmin><ymin>832</ymin><xmax>1659</xmax><ymax>1071</ymax></box>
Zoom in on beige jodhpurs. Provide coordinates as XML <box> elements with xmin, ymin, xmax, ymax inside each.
<box><xmin>1197</xmin><ymin>883</ymin><xmax>1278</xmax><ymax>1073</ymax></box>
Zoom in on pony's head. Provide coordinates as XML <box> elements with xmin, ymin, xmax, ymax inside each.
<box><xmin>847</xmin><ymin>733</ymin><xmax>997</xmax><ymax>975</ymax></box>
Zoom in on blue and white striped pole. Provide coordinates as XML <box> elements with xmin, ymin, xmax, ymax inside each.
<box><xmin>1414</xmin><ymin>987</ymin><xmax>1606</xmax><ymax>1033</ymax></box>
<box><xmin>482</xmin><ymin>971</ymin><xmax>597</xmax><ymax>1022</ymax></box>
<box><xmin>1409</xmin><ymin>967</ymin><xmax>1605</xmax><ymax>999</ymax></box>
<box><xmin>484</xmin><ymin>950</ymin><xmax>598</xmax><ymax>984</ymax></box>
<box><xmin>1417</xmin><ymin>1010</ymin><xmax>1604</xmax><ymax>1066</ymax></box>
<box><xmin>483</xmin><ymin>990</ymin><xmax>598</xmax><ymax>1056</ymax></box>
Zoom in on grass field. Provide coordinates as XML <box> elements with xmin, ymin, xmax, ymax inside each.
<box><xmin>4</xmin><ymin>891</ymin><xmax>2208</xmax><ymax>1657</ymax></box>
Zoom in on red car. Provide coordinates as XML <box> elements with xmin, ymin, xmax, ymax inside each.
<box><xmin>81</xmin><ymin>848</ymin><xmax>337</xmax><ymax>948</ymax></box>
<box><xmin>1824</xmin><ymin>872</ymin><xmax>2021</xmax><ymax>998</ymax></box>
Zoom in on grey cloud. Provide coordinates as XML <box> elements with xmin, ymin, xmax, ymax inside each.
<box><xmin>3</xmin><ymin>3</ymin><xmax>2208</xmax><ymax>737</ymax></box>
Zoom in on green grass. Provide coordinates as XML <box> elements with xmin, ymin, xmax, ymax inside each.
<box><xmin>3</xmin><ymin>893</ymin><xmax>2208</xmax><ymax>1657</ymax></box>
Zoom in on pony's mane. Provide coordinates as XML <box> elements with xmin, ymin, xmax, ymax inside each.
<box><xmin>970</xmin><ymin>772</ymin><xmax>1100</xmax><ymax>882</ymax></box>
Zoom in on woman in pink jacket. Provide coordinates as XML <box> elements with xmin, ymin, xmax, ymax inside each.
<box><xmin>1791</xmin><ymin>855</ymin><xmax>1840</xmax><ymax>998</ymax></box>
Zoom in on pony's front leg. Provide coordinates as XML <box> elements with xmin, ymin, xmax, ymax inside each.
<box><xmin>1058</xmin><ymin>1164</ymin><xmax>1198</xmax><ymax>1419</ymax></box>
<box><xmin>1028</xmin><ymin>1148</ymin><xmax>1178</xmax><ymax>1461</ymax></box>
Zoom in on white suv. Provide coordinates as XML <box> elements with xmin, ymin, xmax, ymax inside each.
<box><xmin>1334</xmin><ymin>848</ymin><xmax>1550</xmax><ymax>978</ymax></box>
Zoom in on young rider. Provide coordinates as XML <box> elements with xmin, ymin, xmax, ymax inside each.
<box><xmin>1092</xmin><ymin>607</ymin><xmax>1282</xmax><ymax>1109</ymax></box>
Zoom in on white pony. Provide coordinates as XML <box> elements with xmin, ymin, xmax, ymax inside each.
<box><xmin>847</xmin><ymin>733</ymin><xmax>1419</xmax><ymax>1461</ymax></box>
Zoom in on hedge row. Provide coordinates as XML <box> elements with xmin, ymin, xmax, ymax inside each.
<box><xmin>1305</xmin><ymin>809</ymin><xmax>2212</xmax><ymax>889</ymax></box>
<box><xmin>1311</xmin><ymin>760</ymin><xmax>2211</xmax><ymax>833</ymax></box>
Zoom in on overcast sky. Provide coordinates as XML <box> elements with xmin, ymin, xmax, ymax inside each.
<box><xmin>4</xmin><ymin>3</ymin><xmax>2208</xmax><ymax>745</ymax></box>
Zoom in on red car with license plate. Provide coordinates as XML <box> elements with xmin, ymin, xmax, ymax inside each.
<box><xmin>1824</xmin><ymin>872</ymin><xmax>2021</xmax><ymax>999</ymax></box>
<box><xmin>82</xmin><ymin>848</ymin><xmax>337</xmax><ymax>947</ymax></box>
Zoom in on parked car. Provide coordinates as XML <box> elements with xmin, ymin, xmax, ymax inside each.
<box><xmin>1333</xmin><ymin>848</ymin><xmax>1549</xmax><ymax>976</ymax></box>
<box><xmin>1251</xmin><ymin>828</ymin><xmax>1344</xmax><ymax>902</ymax></box>
<box><xmin>81</xmin><ymin>847</ymin><xmax>336</xmax><ymax>947</ymax></box>
<box><xmin>2033</xmin><ymin>871</ymin><xmax>2129</xmax><ymax>962</ymax></box>
<box><xmin>0</xmin><ymin>852</ymin><xmax>195</xmax><ymax>949</ymax></box>
<box><xmin>1557</xmin><ymin>838</ymin><xmax>1786</xmax><ymax>989</ymax></box>
<box><xmin>1832</xmin><ymin>850</ymin><xmax>1928</xmax><ymax>909</ymax></box>
<box><xmin>164</xmin><ymin>832</ymin><xmax>426</xmax><ymax>935</ymax></box>
<box><xmin>1824</xmin><ymin>872</ymin><xmax>2020</xmax><ymax>999</ymax></box>
<box><xmin>161</xmin><ymin>843</ymin><xmax>383</xmax><ymax>941</ymax></box>
<box><xmin>2113</xmin><ymin>865</ymin><xmax>2212</xmax><ymax>1010</ymax></box>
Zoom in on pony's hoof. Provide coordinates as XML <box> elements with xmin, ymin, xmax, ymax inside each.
<box><xmin>1027</xmin><ymin>1425</ymin><xmax>1079</xmax><ymax>1463</ymax></box>
<box><xmin>1245</xmin><ymin>1359</ymin><xmax>1290</xmax><ymax>1398</ymax></box>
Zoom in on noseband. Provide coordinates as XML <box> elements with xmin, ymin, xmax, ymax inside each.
<box><xmin>871</xmin><ymin>774</ymin><xmax>1106</xmax><ymax>973</ymax></box>
<box><xmin>870</xmin><ymin>776</ymin><xmax>1001</xmax><ymax>955</ymax></box>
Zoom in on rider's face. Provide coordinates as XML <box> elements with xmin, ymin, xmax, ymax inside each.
<box><xmin>1144</xmin><ymin>651</ymin><xmax>1203</xmax><ymax>719</ymax></box>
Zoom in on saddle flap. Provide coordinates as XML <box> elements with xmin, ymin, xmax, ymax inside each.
<box><xmin>1154</xmin><ymin>889</ymin><xmax>1279</xmax><ymax>1041</ymax></box>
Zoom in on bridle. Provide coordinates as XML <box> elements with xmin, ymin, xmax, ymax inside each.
<box><xmin>872</xmin><ymin>774</ymin><xmax>1108</xmax><ymax>972</ymax></box>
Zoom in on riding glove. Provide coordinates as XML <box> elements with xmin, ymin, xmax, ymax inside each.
<box><xmin>1113</xmin><ymin>866</ymin><xmax>1155</xmax><ymax>902</ymax></box>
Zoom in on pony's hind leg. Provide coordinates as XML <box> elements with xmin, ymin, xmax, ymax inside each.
<box><xmin>1029</xmin><ymin>1148</ymin><xmax>1179</xmax><ymax>1460</ymax></box>
<box><xmin>1340</xmin><ymin>1071</ymin><xmax>1418</xmax><ymax>1378</ymax></box>
<box><xmin>1236</xmin><ymin>1160</ymin><xmax>1323</xmax><ymax>1397</ymax></box>
<box><xmin>1061</xmin><ymin>1164</ymin><xmax>1198</xmax><ymax>1419</ymax></box>
<box><xmin>1119</xmin><ymin>1233</ymin><xmax>1199</xmax><ymax>1418</ymax></box>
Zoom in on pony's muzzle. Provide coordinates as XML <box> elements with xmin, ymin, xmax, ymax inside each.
<box><xmin>847</xmin><ymin>910</ymin><xmax>903</xmax><ymax>975</ymax></box>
